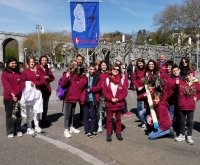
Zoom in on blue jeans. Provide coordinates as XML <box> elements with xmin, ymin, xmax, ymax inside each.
<box><xmin>136</xmin><ymin>88</ymin><xmax>145</xmax><ymax>116</ymax></box>
<box><xmin>149</xmin><ymin>127</ymin><xmax>170</xmax><ymax>140</ymax></box>
<box><xmin>169</xmin><ymin>105</ymin><xmax>174</xmax><ymax>120</ymax></box>
<box><xmin>138</xmin><ymin>109</ymin><xmax>147</xmax><ymax>124</ymax></box>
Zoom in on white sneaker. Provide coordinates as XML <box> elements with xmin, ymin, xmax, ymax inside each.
<box><xmin>175</xmin><ymin>134</ymin><xmax>185</xmax><ymax>142</ymax></box>
<box><xmin>17</xmin><ymin>132</ymin><xmax>23</xmax><ymax>137</ymax></box>
<box><xmin>7</xmin><ymin>134</ymin><xmax>14</xmax><ymax>138</ymax></box>
<box><xmin>35</xmin><ymin>126</ymin><xmax>42</xmax><ymax>133</ymax></box>
<box><xmin>186</xmin><ymin>136</ymin><xmax>194</xmax><ymax>145</ymax></box>
<box><xmin>98</xmin><ymin>126</ymin><xmax>103</xmax><ymax>133</ymax></box>
<box><xmin>141</xmin><ymin>124</ymin><xmax>147</xmax><ymax>130</ymax></box>
<box><xmin>69</xmin><ymin>127</ymin><xmax>80</xmax><ymax>133</ymax></box>
<box><xmin>26</xmin><ymin>128</ymin><xmax>35</xmax><ymax>135</ymax></box>
<box><xmin>64</xmin><ymin>130</ymin><xmax>71</xmax><ymax>138</ymax></box>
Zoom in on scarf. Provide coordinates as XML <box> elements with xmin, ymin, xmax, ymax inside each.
<box><xmin>109</xmin><ymin>75</ymin><xmax>121</xmax><ymax>85</ymax></box>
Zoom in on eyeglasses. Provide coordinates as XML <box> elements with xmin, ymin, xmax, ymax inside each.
<box><xmin>112</xmin><ymin>68</ymin><xmax>119</xmax><ymax>71</ymax></box>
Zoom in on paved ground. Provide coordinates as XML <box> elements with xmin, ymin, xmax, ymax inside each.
<box><xmin>1</xmin><ymin>70</ymin><xmax>200</xmax><ymax>165</ymax></box>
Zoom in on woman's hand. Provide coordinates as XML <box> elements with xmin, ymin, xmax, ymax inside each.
<box><xmin>176</xmin><ymin>78</ymin><xmax>179</xmax><ymax>84</ymax></box>
<box><xmin>66</xmin><ymin>72</ymin><xmax>70</xmax><ymax>78</ymax></box>
<box><xmin>194</xmin><ymin>97</ymin><xmax>197</xmax><ymax>102</ymax></box>
<box><xmin>111</xmin><ymin>98</ymin><xmax>117</xmax><ymax>103</ymax></box>
<box><xmin>13</xmin><ymin>96</ymin><xmax>17</xmax><ymax>102</ymax></box>
<box><xmin>31</xmin><ymin>82</ymin><xmax>34</xmax><ymax>86</ymax></box>
<box><xmin>138</xmin><ymin>87</ymin><xmax>143</xmax><ymax>91</ymax></box>
<box><xmin>11</xmin><ymin>93</ymin><xmax>15</xmax><ymax>97</ymax></box>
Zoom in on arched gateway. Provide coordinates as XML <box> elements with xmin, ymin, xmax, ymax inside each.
<box><xmin>0</xmin><ymin>31</ymin><xmax>26</xmax><ymax>63</ymax></box>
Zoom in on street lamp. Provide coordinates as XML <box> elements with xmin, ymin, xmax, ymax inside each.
<box><xmin>62</xmin><ymin>44</ymin><xmax>67</xmax><ymax>68</ymax></box>
<box><xmin>36</xmin><ymin>24</ymin><xmax>44</xmax><ymax>57</ymax></box>
<box><xmin>24</xmin><ymin>48</ymin><xmax>27</xmax><ymax>65</ymax></box>
<box><xmin>196</xmin><ymin>34</ymin><xmax>199</xmax><ymax>72</ymax></box>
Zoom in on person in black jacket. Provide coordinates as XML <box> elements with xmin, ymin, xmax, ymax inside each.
<box><xmin>127</xmin><ymin>60</ymin><xmax>135</xmax><ymax>90</ymax></box>
<box><xmin>83</xmin><ymin>63</ymin><xmax>100</xmax><ymax>138</ymax></box>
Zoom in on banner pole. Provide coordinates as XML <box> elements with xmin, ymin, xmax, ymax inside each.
<box><xmin>86</xmin><ymin>48</ymin><xmax>89</xmax><ymax>66</ymax></box>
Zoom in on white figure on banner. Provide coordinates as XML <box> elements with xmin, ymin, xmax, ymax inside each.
<box><xmin>73</xmin><ymin>4</ymin><xmax>85</xmax><ymax>32</ymax></box>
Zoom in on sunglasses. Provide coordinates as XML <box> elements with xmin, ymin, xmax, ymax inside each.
<box><xmin>112</xmin><ymin>68</ymin><xmax>119</xmax><ymax>71</ymax></box>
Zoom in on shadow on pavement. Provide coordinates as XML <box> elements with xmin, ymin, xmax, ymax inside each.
<box><xmin>130</xmin><ymin>108</ymin><xmax>137</xmax><ymax>116</ymax></box>
<box><xmin>47</xmin><ymin>112</ymin><xmax>63</xmax><ymax>124</ymax></box>
<box><xmin>193</xmin><ymin>121</ymin><xmax>200</xmax><ymax>132</ymax></box>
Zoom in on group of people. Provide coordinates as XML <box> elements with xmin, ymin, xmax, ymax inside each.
<box><xmin>1</xmin><ymin>53</ymin><xmax>200</xmax><ymax>145</ymax></box>
<box><xmin>132</xmin><ymin>55</ymin><xmax>199</xmax><ymax>144</ymax></box>
<box><xmin>2</xmin><ymin>55</ymin><xmax>54</xmax><ymax>137</ymax></box>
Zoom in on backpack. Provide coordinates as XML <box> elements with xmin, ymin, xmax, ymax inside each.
<box><xmin>56</xmin><ymin>75</ymin><xmax>70</xmax><ymax>100</ymax></box>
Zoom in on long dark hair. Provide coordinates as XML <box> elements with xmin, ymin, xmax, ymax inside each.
<box><xmin>100</xmin><ymin>60</ymin><xmax>109</xmax><ymax>71</ymax></box>
<box><xmin>179</xmin><ymin>57</ymin><xmax>194</xmax><ymax>74</ymax></box>
<box><xmin>4</xmin><ymin>57</ymin><xmax>20</xmax><ymax>74</ymax></box>
<box><xmin>146</xmin><ymin>59</ymin><xmax>159</xmax><ymax>73</ymax></box>
<box><xmin>136</xmin><ymin>58</ymin><xmax>146</xmax><ymax>70</ymax></box>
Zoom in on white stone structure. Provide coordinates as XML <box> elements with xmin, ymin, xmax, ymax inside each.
<box><xmin>0</xmin><ymin>31</ymin><xmax>26</xmax><ymax>62</ymax></box>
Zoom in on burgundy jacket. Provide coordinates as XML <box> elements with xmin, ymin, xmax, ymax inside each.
<box><xmin>102</xmin><ymin>78</ymin><xmax>128</xmax><ymax>111</ymax></box>
<box><xmin>21</xmin><ymin>69</ymin><xmax>46</xmax><ymax>91</ymax></box>
<box><xmin>1</xmin><ymin>71</ymin><xmax>22</xmax><ymax>100</ymax></box>
<box><xmin>174</xmin><ymin>78</ymin><xmax>200</xmax><ymax>111</ymax></box>
<box><xmin>162</xmin><ymin>75</ymin><xmax>182</xmax><ymax>105</ymax></box>
<box><xmin>154</xmin><ymin>101</ymin><xmax>172</xmax><ymax>131</ymax></box>
<box><xmin>80</xmin><ymin>74</ymin><xmax>100</xmax><ymax>105</ymax></box>
<box><xmin>61</xmin><ymin>73</ymin><xmax>87</xmax><ymax>103</ymax></box>
<box><xmin>89</xmin><ymin>71</ymin><xmax>109</xmax><ymax>96</ymax></box>
<box><xmin>37</xmin><ymin>64</ymin><xmax>55</xmax><ymax>98</ymax></box>
<box><xmin>132</xmin><ymin>68</ymin><xmax>146</xmax><ymax>89</ymax></box>
<box><xmin>157</xmin><ymin>60</ymin><xmax>167</xmax><ymax>74</ymax></box>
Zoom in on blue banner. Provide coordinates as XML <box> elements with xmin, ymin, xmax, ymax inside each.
<box><xmin>70</xmin><ymin>2</ymin><xmax>99</xmax><ymax>48</ymax></box>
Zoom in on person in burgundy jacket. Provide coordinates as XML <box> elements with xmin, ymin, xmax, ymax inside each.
<box><xmin>115</xmin><ymin>60</ymin><xmax>132</xmax><ymax>117</ymax></box>
<box><xmin>162</xmin><ymin>64</ymin><xmax>183</xmax><ymax>122</ymax></box>
<box><xmin>132</xmin><ymin>58</ymin><xmax>146</xmax><ymax>117</ymax></box>
<box><xmin>1</xmin><ymin>57</ymin><xmax>23</xmax><ymax>138</ymax></box>
<box><xmin>89</xmin><ymin>60</ymin><xmax>109</xmax><ymax>133</ymax></box>
<box><xmin>156</xmin><ymin>54</ymin><xmax>167</xmax><ymax>75</ymax></box>
<box><xmin>21</xmin><ymin>56</ymin><xmax>46</xmax><ymax>135</ymax></box>
<box><xmin>137</xmin><ymin>81</ymin><xmax>156</xmax><ymax>130</ymax></box>
<box><xmin>147</xmin><ymin>92</ymin><xmax>174</xmax><ymax>140</ymax></box>
<box><xmin>60</xmin><ymin>61</ymin><xmax>87</xmax><ymax>138</ymax></box>
<box><xmin>37</xmin><ymin>55</ymin><xmax>55</xmax><ymax>126</ymax></box>
<box><xmin>174</xmin><ymin>69</ymin><xmax>200</xmax><ymax>145</ymax></box>
<box><xmin>179</xmin><ymin>57</ymin><xmax>195</xmax><ymax>77</ymax></box>
<box><xmin>159</xmin><ymin>60</ymin><xmax>174</xmax><ymax>90</ymax></box>
<box><xmin>80</xmin><ymin>63</ymin><xmax>100</xmax><ymax>138</ymax></box>
<box><xmin>102</xmin><ymin>64</ymin><xmax>128</xmax><ymax>142</ymax></box>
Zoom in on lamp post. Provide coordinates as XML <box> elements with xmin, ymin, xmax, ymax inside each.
<box><xmin>36</xmin><ymin>24</ymin><xmax>44</xmax><ymax>58</ymax></box>
<box><xmin>62</xmin><ymin>44</ymin><xmax>67</xmax><ymax>68</ymax></box>
<box><xmin>24</xmin><ymin>48</ymin><xmax>27</xmax><ymax>65</ymax></box>
<box><xmin>196</xmin><ymin>34</ymin><xmax>199</xmax><ymax>72</ymax></box>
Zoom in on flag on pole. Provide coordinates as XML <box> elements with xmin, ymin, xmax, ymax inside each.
<box><xmin>70</xmin><ymin>2</ymin><xmax>99</xmax><ymax>48</ymax></box>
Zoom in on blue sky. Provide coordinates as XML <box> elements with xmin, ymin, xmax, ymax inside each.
<box><xmin>0</xmin><ymin>0</ymin><xmax>183</xmax><ymax>34</ymax></box>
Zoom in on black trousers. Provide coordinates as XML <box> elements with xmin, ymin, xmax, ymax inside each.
<box><xmin>64</xmin><ymin>102</ymin><xmax>76</xmax><ymax>128</ymax></box>
<box><xmin>83</xmin><ymin>102</ymin><xmax>97</xmax><ymax>133</ymax></box>
<box><xmin>4</xmin><ymin>99</ymin><xmax>21</xmax><ymax>135</ymax></box>
<box><xmin>42</xmin><ymin>97</ymin><xmax>49</xmax><ymax>121</ymax></box>
<box><xmin>179</xmin><ymin>110</ymin><xmax>194</xmax><ymax>136</ymax></box>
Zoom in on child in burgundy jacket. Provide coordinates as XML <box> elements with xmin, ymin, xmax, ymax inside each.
<box><xmin>137</xmin><ymin>81</ymin><xmax>156</xmax><ymax>130</ymax></box>
<box><xmin>147</xmin><ymin>92</ymin><xmax>174</xmax><ymax>140</ymax></box>
<box><xmin>174</xmin><ymin>69</ymin><xmax>200</xmax><ymax>145</ymax></box>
